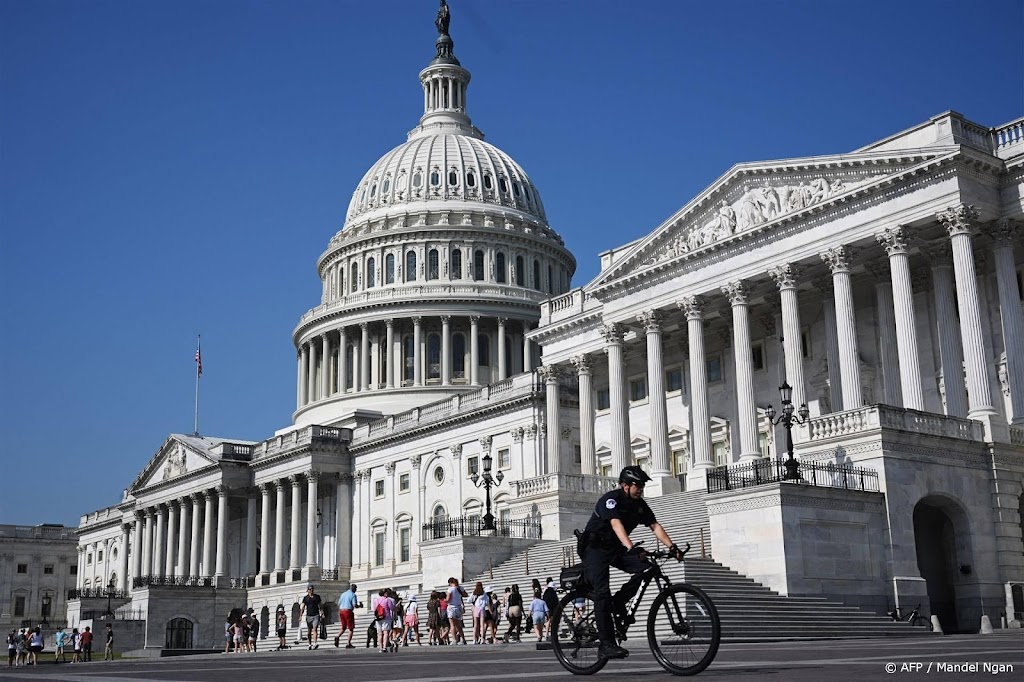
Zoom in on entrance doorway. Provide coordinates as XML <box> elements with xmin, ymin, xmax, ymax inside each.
<box><xmin>913</xmin><ymin>496</ymin><xmax>971</xmax><ymax>633</ymax></box>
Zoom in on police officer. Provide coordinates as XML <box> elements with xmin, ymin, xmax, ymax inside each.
<box><xmin>581</xmin><ymin>465</ymin><xmax>684</xmax><ymax>659</ymax></box>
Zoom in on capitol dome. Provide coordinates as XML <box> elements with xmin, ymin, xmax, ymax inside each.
<box><xmin>291</xmin><ymin>7</ymin><xmax>575</xmax><ymax>427</ymax></box>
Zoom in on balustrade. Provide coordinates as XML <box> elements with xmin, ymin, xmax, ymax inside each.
<box><xmin>805</xmin><ymin>404</ymin><xmax>984</xmax><ymax>442</ymax></box>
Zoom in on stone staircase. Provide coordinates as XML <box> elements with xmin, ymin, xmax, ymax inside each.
<box><xmin>454</xmin><ymin>490</ymin><xmax>931</xmax><ymax>641</ymax></box>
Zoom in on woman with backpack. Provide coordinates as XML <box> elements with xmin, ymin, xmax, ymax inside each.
<box><xmin>505</xmin><ymin>584</ymin><xmax>524</xmax><ymax>643</ymax></box>
<box><xmin>470</xmin><ymin>582</ymin><xmax>485</xmax><ymax>644</ymax></box>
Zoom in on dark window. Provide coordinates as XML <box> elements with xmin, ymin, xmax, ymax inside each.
<box><xmin>166</xmin><ymin>618</ymin><xmax>194</xmax><ymax>650</ymax></box>
<box><xmin>499</xmin><ymin>177</ymin><xmax>508</xmax><ymax>194</ymax></box>
<box><xmin>453</xmin><ymin>333</ymin><xmax>466</xmax><ymax>378</ymax></box>
<box><xmin>14</xmin><ymin>596</ymin><xmax>25</xmax><ymax>617</ymax></box>
<box><xmin>428</xmin><ymin>249</ymin><xmax>440</xmax><ymax>280</ymax></box>
<box><xmin>479</xmin><ymin>334</ymin><xmax>491</xmax><ymax>366</ymax></box>
<box><xmin>399</xmin><ymin>527</ymin><xmax>411</xmax><ymax>563</ymax></box>
<box><xmin>69</xmin><ymin>565</ymin><xmax>78</xmax><ymax>576</ymax></box>
<box><xmin>382</xmin><ymin>178</ymin><xmax>390</xmax><ymax>194</ymax></box>
<box><xmin>707</xmin><ymin>356</ymin><xmax>724</xmax><ymax>383</ymax></box>
<box><xmin>466</xmin><ymin>172</ymin><xmax>476</xmax><ymax>187</ymax></box>
<box><xmin>399</xmin><ymin>473</ymin><xmax>410</xmax><ymax>492</ymax></box>
<box><xmin>467</xmin><ymin>456</ymin><xmax>479</xmax><ymax>476</ymax></box>
<box><xmin>16</xmin><ymin>564</ymin><xmax>27</xmax><ymax>574</ymax></box>
<box><xmin>43</xmin><ymin>564</ymin><xmax>54</xmax><ymax>575</ymax></box>
<box><xmin>385</xmin><ymin>254</ymin><xmax>395</xmax><ymax>284</ymax></box>
<box><xmin>350</xmin><ymin>263</ymin><xmax>359</xmax><ymax>293</ymax></box>
<box><xmin>427</xmin><ymin>334</ymin><xmax>441</xmax><ymax>379</ymax></box>
<box><xmin>533</xmin><ymin>260</ymin><xmax>541</xmax><ymax>291</ymax></box>
<box><xmin>366</xmin><ymin>257</ymin><xmax>376</xmax><ymax>288</ymax></box>
<box><xmin>596</xmin><ymin>388</ymin><xmax>610</xmax><ymax>411</ymax></box>
<box><xmin>448</xmin><ymin>170</ymin><xmax>458</xmax><ymax>185</ymax></box>
<box><xmin>406</xmin><ymin>251</ymin><xmax>417</xmax><ymax>282</ymax></box>
<box><xmin>374</xmin><ymin>480</ymin><xmax>385</xmax><ymax>497</ymax></box>
<box><xmin>548</xmin><ymin>265</ymin><xmax>554</xmax><ymax>294</ymax></box>
<box><xmin>495</xmin><ymin>252</ymin><xmax>506</xmax><ymax>283</ymax></box>
<box><xmin>483</xmin><ymin>174</ymin><xmax>493</xmax><ymax>190</ymax></box>
<box><xmin>430</xmin><ymin>171</ymin><xmax>440</xmax><ymax>187</ymax></box>
<box><xmin>666</xmin><ymin>368</ymin><xmax>683</xmax><ymax>392</ymax></box>
<box><xmin>630</xmin><ymin>378</ymin><xmax>648</xmax><ymax>402</ymax></box>
<box><xmin>451</xmin><ymin>249</ymin><xmax>462</xmax><ymax>280</ymax></box>
<box><xmin>751</xmin><ymin>344</ymin><xmax>765</xmax><ymax>371</ymax></box>
<box><xmin>515</xmin><ymin>256</ymin><xmax>525</xmax><ymax>286</ymax></box>
<box><xmin>403</xmin><ymin>336</ymin><xmax>415</xmax><ymax>382</ymax></box>
<box><xmin>801</xmin><ymin>330</ymin><xmax>811</xmax><ymax>358</ymax></box>
<box><xmin>474</xmin><ymin>250</ymin><xmax>485</xmax><ymax>281</ymax></box>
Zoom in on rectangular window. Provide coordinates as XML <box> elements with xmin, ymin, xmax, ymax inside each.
<box><xmin>595</xmin><ymin>388</ymin><xmax>610</xmax><ymax>411</ymax></box>
<box><xmin>43</xmin><ymin>564</ymin><xmax>54</xmax><ymax>575</ymax></box>
<box><xmin>600</xmin><ymin>464</ymin><xmax>612</xmax><ymax>477</ymax></box>
<box><xmin>707</xmin><ymin>355</ymin><xmax>724</xmax><ymax>383</ymax></box>
<box><xmin>69</xmin><ymin>565</ymin><xmax>78</xmax><ymax>576</ymax></box>
<box><xmin>636</xmin><ymin>456</ymin><xmax>651</xmax><ymax>474</ymax></box>
<box><xmin>758</xmin><ymin>432</ymin><xmax>771</xmax><ymax>458</ymax></box>
<box><xmin>573</xmin><ymin>445</ymin><xmax>582</xmax><ymax>465</ymax></box>
<box><xmin>399</xmin><ymin>473</ymin><xmax>410</xmax><ymax>492</ymax></box>
<box><xmin>665</xmin><ymin>367</ymin><xmax>683</xmax><ymax>393</ymax></box>
<box><xmin>713</xmin><ymin>442</ymin><xmax>728</xmax><ymax>466</ymax></box>
<box><xmin>498</xmin><ymin>447</ymin><xmax>511</xmax><ymax>469</ymax></box>
<box><xmin>751</xmin><ymin>342</ymin><xmax>765</xmax><ymax>371</ymax></box>
<box><xmin>98</xmin><ymin>550</ymin><xmax>104</xmax><ymax>562</ymax></box>
<box><xmin>672</xmin><ymin>449</ymin><xmax>688</xmax><ymax>476</ymax></box>
<box><xmin>467</xmin><ymin>456</ymin><xmax>479</xmax><ymax>477</ymax></box>
<box><xmin>374</xmin><ymin>532</ymin><xmax>385</xmax><ymax>566</ymax></box>
<box><xmin>16</xmin><ymin>563</ymin><xmax>28</xmax><ymax>574</ymax></box>
<box><xmin>374</xmin><ymin>480</ymin><xmax>385</xmax><ymax>498</ymax></box>
<box><xmin>14</xmin><ymin>596</ymin><xmax>25</xmax><ymax>617</ymax></box>
<box><xmin>41</xmin><ymin>595</ymin><xmax>52</xmax><ymax>619</ymax></box>
<box><xmin>86</xmin><ymin>554</ymin><xmax>92</xmax><ymax>565</ymax></box>
<box><xmin>499</xmin><ymin>508</ymin><xmax>511</xmax><ymax>529</ymax></box>
<box><xmin>801</xmin><ymin>329</ymin><xmax>811</xmax><ymax>359</ymax></box>
<box><xmin>629</xmin><ymin>377</ymin><xmax>648</xmax><ymax>402</ymax></box>
<box><xmin>399</xmin><ymin>527</ymin><xmax>411</xmax><ymax>563</ymax></box>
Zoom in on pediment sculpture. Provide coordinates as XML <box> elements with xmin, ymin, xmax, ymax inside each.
<box><xmin>161</xmin><ymin>445</ymin><xmax>188</xmax><ymax>481</ymax></box>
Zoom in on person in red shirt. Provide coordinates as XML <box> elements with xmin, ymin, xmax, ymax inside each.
<box><xmin>80</xmin><ymin>627</ymin><xmax>93</xmax><ymax>662</ymax></box>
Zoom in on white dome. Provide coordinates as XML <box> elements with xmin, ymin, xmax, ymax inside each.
<box><xmin>344</xmin><ymin>134</ymin><xmax>548</xmax><ymax>227</ymax></box>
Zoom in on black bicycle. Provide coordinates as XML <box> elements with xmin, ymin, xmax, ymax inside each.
<box><xmin>551</xmin><ymin>542</ymin><xmax>720</xmax><ymax>676</ymax></box>
<box><xmin>888</xmin><ymin>603</ymin><xmax>932</xmax><ymax>629</ymax></box>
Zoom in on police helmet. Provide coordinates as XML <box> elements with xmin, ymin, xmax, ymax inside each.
<box><xmin>618</xmin><ymin>465</ymin><xmax>652</xmax><ymax>486</ymax></box>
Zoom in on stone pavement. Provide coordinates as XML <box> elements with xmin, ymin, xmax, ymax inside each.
<box><xmin>0</xmin><ymin>632</ymin><xmax>1020</xmax><ymax>682</ymax></box>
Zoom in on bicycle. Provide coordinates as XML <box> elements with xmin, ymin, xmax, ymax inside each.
<box><xmin>887</xmin><ymin>603</ymin><xmax>932</xmax><ymax>629</ymax></box>
<box><xmin>551</xmin><ymin>542</ymin><xmax>721</xmax><ymax>676</ymax></box>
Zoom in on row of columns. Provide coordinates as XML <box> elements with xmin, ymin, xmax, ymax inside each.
<box><xmin>297</xmin><ymin>318</ymin><xmax>536</xmax><ymax>407</ymax></box>
<box><xmin>542</xmin><ymin>207</ymin><xmax>1021</xmax><ymax>480</ymax></box>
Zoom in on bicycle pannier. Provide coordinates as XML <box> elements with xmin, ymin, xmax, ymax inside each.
<box><xmin>559</xmin><ymin>564</ymin><xmax>586</xmax><ymax>592</ymax></box>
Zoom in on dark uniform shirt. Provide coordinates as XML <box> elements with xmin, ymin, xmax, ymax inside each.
<box><xmin>584</xmin><ymin>487</ymin><xmax>657</xmax><ymax>549</ymax></box>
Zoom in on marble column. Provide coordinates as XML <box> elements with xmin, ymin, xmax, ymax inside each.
<box><xmin>307</xmin><ymin>339</ymin><xmax>318</xmax><ymax>404</ymax></box>
<box><xmin>352</xmin><ymin>473</ymin><xmax>363</xmax><ymax>568</ymax></box>
<box><xmin>821</xmin><ymin>246</ymin><xmax>862</xmax><ymax>409</ymax></box>
<box><xmin>119</xmin><ymin>523</ymin><xmax>130</xmax><ymax>591</ymax></box>
<box><xmin>259</xmin><ymin>483</ymin><xmax>272</xmax><ymax>576</ymax></box>
<box><xmin>299</xmin><ymin>345</ymin><xmax>308</xmax><ymax>408</ymax></box>
<box><xmin>769</xmin><ymin>264</ymin><xmax>806</xmax><ymax>407</ymax></box>
<box><xmin>924</xmin><ymin>244</ymin><xmax>968</xmax><ymax>417</ymax></box>
<box><xmin>413</xmin><ymin>317</ymin><xmax>423</xmax><ymax>386</ymax></box>
<box><xmin>522</xmin><ymin>322</ymin><xmax>533</xmax><ymax>372</ymax></box>
<box><xmin>385</xmin><ymin>320</ymin><xmax>395</xmax><ymax>389</ymax></box>
<box><xmin>602</xmin><ymin>324</ymin><xmax>630</xmax><ymax>471</ymax></box>
<box><xmin>274</xmin><ymin>480</ymin><xmax>286</xmax><ymax>572</ymax></box>
<box><xmin>680</xmin><ymin>296</ymin><xmax>712</xmax><ymax>484</ymax></box>
<box><xmin>320</xmin><ymin>333</ymin><xmax>330</xmax><ymax>399</ymax></box>
<box><xmin>938</xmin><ymin>204</ymin><xmax>1001</xmax><ymax>436</ymax></box>
<box><xmin>338</xmin><ymin>326</ymin><xmax>349</xmax><ymax>393</ymax></box>
<box><xmin>246</xmin><ymin>491</ymin><xmax>258</xmax><ymax>576</ymax></box>
<box><xmin>360</xmin><ymin>323</ymin><xmax>370</xmax><ymax>391</ymax></box>
<box><xmin>153</xmin><ymin>505</ymin><xmax>166</xmax><ymax>577</ymax></box>
<box><xmin>541</xmin><ymin>365</ymin><xmax>561</xmax><ymax>474</ymax></box>
<box><xmin>202</xmin><ymin>491</ymin><xmax>215</xmax><ymax>578</ymax></box>
<box><xmin>164</xmin><ymin>501</ymin><xmax>178</xmax><ymax>577</ymax></box>
<box><xmin>131</xmin><ymin>513</ymin><xmax>143</xmax><ymax>582</ymax></box>
<box><xmin>306</xmin><ymin>474</ymin><xmax>319</xmax><ymax>568</ymax></box>
<box><xmin>868</xmin><ymin>267</ymin><xmax>901</xmax><ymax>405</ymax></box>
<box><xmin>175</xmin><ymin>498</ymin><xmax>190</xmax><ymax>578</ymax></box>
<box><xmin>441</xmin><ymin>316</ymin><xmax>452</xmax><ymax>385</ymax></box>
<box><xmin>470</xmin><ymin>316</ymin><xmax>480</xmax><ymax>385</ymax></box>
<box><xmin>571</xmin><ymin>354</ymin><xmax>596</xmax><ymax>475</ymax></box>
<box><xmin>877</xmin><ymin>226</ymin><xmax>924</xmax><ymax>409</ymax></box>
<box><xmin>335</xmin><ymin>474</ymin><xmax>352</xmax><ymax>570</ymax></box>
<box><xmin>189</xmin><ymin>494</ymin><xmax>201</xmax><ymax>578</ymax></box>
<box><xmin>296</xmin><ymin>350</ymin><xmax>304</xmax><ymax>409</ymax></box>
<box><xmin>638</xmin><ymin>311</ymin><xmax>672</xmax><ymax>474</ymax></box>
<box><xmin>290</xmin><ymin>475</ymin><xmax>302</xmax><ymax>571</ymax></box>
<box><xmin>215</xmin><ymin>486</ymin><xmax>228</xmax><ymax>578</ymax></box>
<box><xmin>497</xmin><ymin>318</ymin><xmax>508</xmax><ymax>380</ymax></box>
<box><xmin>987</xmin><ymin>218</ymin><xmax>1024</xmax><ymax>424</ymax></box>
<box><xmin>723</xmin><ymin>283</ymin><xmax>760</xmax><ymax>461</ymax></box>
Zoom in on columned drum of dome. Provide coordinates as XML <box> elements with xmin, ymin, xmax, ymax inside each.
<box><xmin>293</xmin><ymin>5</ymin><xmax>575</xmax><ymax>426</ymax></box>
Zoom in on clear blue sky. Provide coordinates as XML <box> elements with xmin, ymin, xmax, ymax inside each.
<box><xmin>1</xmin><ymin>0</ymin><xmax>1021</xmax><ymax>526</ymax></box>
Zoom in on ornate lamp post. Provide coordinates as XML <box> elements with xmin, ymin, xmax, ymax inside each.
<box><xmin>470</xmin><ymin>452</ymin><xmax>504</xmax><ymax>531</ymax></box>
<box><xmin>765</xmin><ymin>382</ymin><xmax>810</xmax><ymax>481</ymax></box>
<box><xmin>101</xmin><ymin>575</ymin><xmax>117</xmax><ymax>620</ymax></box>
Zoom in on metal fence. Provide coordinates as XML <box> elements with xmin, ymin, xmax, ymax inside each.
<box><xmin>706</xmin><ymin>458</ymin><xmax>879</xmax><ymax>493</ymax></box>
<box><xmin>80</xmin><ymin>608</ymin><xmax>146</xmax><ymax>622</ymax></box>
<box><xmin>131</xmin><ymin>575</ymin><xmax>213</xmax><ymax>588</ymax></box>
<box><xmin>67</xmin><ymin>588</ymin><xmax>128</xmax><ymax>600</ymax></box>
<box><xmin>421</xmin><ymin>516</ymin><xmax>542</xmax><ymax>542</ymax></box>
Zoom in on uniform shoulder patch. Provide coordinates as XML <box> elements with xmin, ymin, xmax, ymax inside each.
<box><xmin>605</xmin><ymin>499</ymin><xmax>617</xmax><ymax>509</ymax></box>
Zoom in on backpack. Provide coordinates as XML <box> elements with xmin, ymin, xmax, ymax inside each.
<box><xmin>375</xmin><ymin>602</ymin><xmax>386</xmax><ymax>619</ymax></box>
<box><xmin>543</xmin><ymin>586</ymin><xmax>558</xmax><ymax>610</ymax></box>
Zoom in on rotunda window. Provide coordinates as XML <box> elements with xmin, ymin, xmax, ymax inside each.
<box><xmin>448</xmin><ymin>170</ymin><xmax>459</xmax><ymax>186</ymax></box>
<box><xmin>370</xmin><ymin>183</ymin><xmax>377</xmax><ymax>198</ymax></box>
<box><xmin>451</xmin><ymin>249</ymin><xmax>462</xmax><ymax>280</ymax></box>
<box><xmin>403</xmin><ymin>335</ymin><xmax>415</xmax><ymax>383</ymax></box>
<box><xmin>427</xmin><ymin>334</ymin><xmax>441</xmax><ymax>379</ymax></box>
<box><xmin>533</xmin><ymin>259</ymin><xmax>541</xmax><ymax>291</ymax></box>
<box><xmin>466</xmin><ymin>172</ymin><xmax>476</xmax><ymax>188</ymax></box>
<box><xmin>498</xmin><ymin>177</ymin><xmax>508</xmax><ymax>194</ymax></box>
<box><xmin>453</xmin><ymin>333</ymin><xmax>466</xmax><ymax>379</ymax></box>
<box><xmin>473</xmin><ymin>250</ymin><xmax>485</xmax><ymax>281</ymax></box>
<box><xmin>413</xmin><ymin>172</ymin><xmax>422</xmax><ymax>188</ymax></box>
<box><xmin>495</xmin><ymin>252</ymin><xmax>506</xmax><ymax>284</ymax></box>
<box><xmin>430</xmin><ymin>171</ymin><xmax>440</xmax><ymax>187</ymax></box>
<box><xmin>406</xmin><ymin>251</ymin><xmax>417</xmax><ymax>282</ymax></box>
<box><xmin>382</xmin><ymin>178</ymin><xmax>390</xmax><ymax>194</ymax></box>
<box><xmin>548</xmin><ymin>264</ymin><xmax>554</xmax><ymax>294</ymax></box>
<box><xmin>351</xmin><ymin>263</ymin><xmax>359</xmax><ymax>293</ymax></box>
<box><xmin>428</xmin><ymin>249</ymin><xmax>440</xmax><ymax>280</ymax></box>
<box><xmin>479</xmin><ymin>335</ymin><xmax>491</xmax><ymax>367</ymax></box>
<box><xmin>483</xmin><ymin>174</ymin><xmax>493</xmax><ymax>190</ymax></box>
<box><xmin>385</xmin><ymin>254</ymin><xmax>395</xmax><ymax>284</ymax></box>
<box><xmin>512</xmin><ymin>182</ymin><xmax>521</xmax><ymax>196</ymax></box>
<box><xmin>367</xmin><ymin>257</ymin><xmax>376</xmax><ymax>288</ymax></box>
<box><xmin>515</xmin><ymin>256</ymin><xmax>525</xmax><ymax>286</ymax></box>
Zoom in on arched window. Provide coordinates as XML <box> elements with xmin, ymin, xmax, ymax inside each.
<box><xmin>428</xmin><ymin>249</ymin><xmax>440</xmax><ymax>280</ymax></box>
<box><xmin>453</xmin><ymin>333</ymin><xmax>466</xmax><ymax>379</ymax></box>
<box><xmin>385</xmin><ymin>254</ymin><xmax>395</xmax><ymax>284</ymax></box>
<box><xmin>430</xmin><ymin>170</ymin><xmax>440</xmax><ymax>187</ymax></box>
<box><xmin>433</xmin><ymin>504</ymin><xmax>447</xmax><ymax>522</ymax></box>
<box><xmin>337</xmin><ymin>270</ymin><xmax>344</xmax><ymax>298</ymax></box>
<box><xmin>367</xmin><ymin>257</ymin><xmax>376</xmax><ymax>288</ymax></box>
<box><xmin>451</xmin><ymin>249</ymin><xmax>462</xmax><ymax>280</ymax></box>
<box><xmin>382</xmin><ymin>177</ymin><xmax>390</xmax><ymax>194</ymax></box>
<box><xmin>473</xmin><ymin>250</ymin><xmax>485</xmax><ymax>281</ymax></box>
<box><xmin>350</xmin><ymin>262</ymin><xmax>359</xmax><ymax>293</ymax></box>
<box><xmin>533</xmin><ymin>260</ymin><xmax>541</xmax><ymax>291</ymax></box>
<box><xmin>495</xmin><ymin>252</ymin><xmax>506</xmax><ymax>283</ymax></box>
<box><xmin>548</xmin><ymin>264</ymin><xmax>554</xmax><ymax>294</ymax></box>
<box><xmin>346</xmin><ymin>344</ymin><xmax>355</xmax><ymax>389</ymax></box>
<box><xmin>466</xmin><ymin>172</ymin><xmax>476</xmax><ymax>188</ymax></box>
<box><xmin>427</xmin><ymin>334</ymin><xmax>441</xmax><ymax>379</ymax></box>
<box><xmin>499</xmin><ymin>177</ymin><xmax>508</xmax><ymax>194</ymax></box>
<box><xmin>412</xmin><ymin>171</ymin><xmax>422</xmax><ymax>189</ymax></box>
<box><xmin>403</xmin><ymin>335</ymin><xmax>415</xmax><ymax>383</ymax></box>
<box><xmin>505</xmin><ymin>334</ymin><xmax>513</xmax><ymax>374</ymax></box>
<box><xmin>448</xmin><ymin>170</ymin><xmax>459</xmax><ymax>186</ymax></box>
<box><xmin>515</xmin><ymin>256</ymin><xmax>525</xmax><ymax>286</ymax></box>
<box><xmin>165</xmin><ymin>618</ymin><xmax>193</xmax><ymax>650</ymax></box>
<box><xmin>406</xmin><ymin>251</ymin><xmax>417</xmax><ymax>282</ymax></box>
<box><xmin>479</xmin><ymin>334</ymin><xmax>491</xmax><ymax>367</ymax></box>
<box><xmin>483</xmin><ymin>174</ymin><xmax>493</xmax><ymax>191</ymax></box>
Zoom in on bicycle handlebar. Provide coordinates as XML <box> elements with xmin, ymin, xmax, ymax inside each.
<box><xmin>633</xmin><ymin>541</ymin><xmax>691</xmax><ymax>562</ymax></box>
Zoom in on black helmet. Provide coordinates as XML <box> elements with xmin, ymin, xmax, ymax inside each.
<box><xmin>618</xmin><ymin>465</ymin><xmax>652</xmax><ymax>485</ymax></box>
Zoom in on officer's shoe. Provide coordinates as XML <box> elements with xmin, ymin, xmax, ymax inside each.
<box><xmin>598</xmin><ymin>643</ymin><xmax>629</xmax><ymax>660</ymax></box>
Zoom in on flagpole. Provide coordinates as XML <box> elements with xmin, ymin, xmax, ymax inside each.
<box><xmin>194</xmin><ymin>335</ymin><xmax>202</xmax><ymax>436</ymax></box>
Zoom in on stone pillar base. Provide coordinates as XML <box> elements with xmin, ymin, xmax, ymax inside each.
<box><xmin>645</xmin><ymin>475</ymin><xmax>681</xmax><ymax>498</ymax></box>
<box><xmin>686</xmin><ymin>465</ymin><xmax>712</xmax><ymax>491</ymax></box>
<box><xmin>302</xmin><ymin>566</ymin><xmax>321</xmax><ymax>582</ymax></box>
<box><xmin>971</xmin><ymin>412</ymin><xmax>1009</xmax><ymax>442</ymax></box>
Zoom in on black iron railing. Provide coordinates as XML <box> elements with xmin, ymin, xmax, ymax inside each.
<box><xmin>421</xmin><ymin>516</ymin><xmax>542</xmax><ymax>542</ymax></box>
<box><xmin>321</xmin><ymin>568</ymin><xmax>339</xmax><ymax>580</ymax></box>
<box><xmin>228</xmin><ymin>576</ymin><xmax>256</xmax><ymax>589</ymax></box>
<box><xmin>131</xmin><ymin>575</ymin><xmax>214</xmax><ymax>588</ymax></box>
<box><xmin>706</xmin><ymin>458</ymin><xmax>879</xmax><ymax>493</ymax></box>
<box><xmin>80</xmin><ymin>608</ymin><xmax>146</xmax><ymax>621</ymax></box>
<box><xmin>67</xmin><ymin>588</ymin><xmax>128</xmax><ymax>600</ymax></box>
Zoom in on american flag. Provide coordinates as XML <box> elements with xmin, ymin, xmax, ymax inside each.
<box><xmin>195</xmin><ymin>337</ymin><xmax>203</xmax><ymax>378</ymax></box>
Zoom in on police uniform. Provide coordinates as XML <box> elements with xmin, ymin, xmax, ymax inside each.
<box><xmin>581</xmin><ymin>487</ymin><xmax>658</xmax><ymax>647</ymax></box>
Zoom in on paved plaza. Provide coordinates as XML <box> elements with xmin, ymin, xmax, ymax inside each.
<box><xmin>0</xmin><ymin>632</ymin><xmax>1020</xmax><ymax>682</ymax></box>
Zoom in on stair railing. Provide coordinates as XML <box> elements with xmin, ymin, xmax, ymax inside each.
<box><xmin>700</xmin><ymin>528</ymin><xmax>707</xmax><ymax>558</ymax></box>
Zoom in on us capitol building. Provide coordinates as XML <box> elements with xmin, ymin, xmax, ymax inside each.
<box><xmin>69</xmin><ymin>5</ymin><xmax>1024</xmax><ymax>651</ymax></box>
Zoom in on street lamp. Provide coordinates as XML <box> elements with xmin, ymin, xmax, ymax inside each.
<box><xmin>765</xmin><ymin>382</ymin><xmax>810</xmax><ymax>481</ymax></box>
<box><xmin>101</xmin><ymin>575</ymin><xmax>116</xmax><ymax>620</ymax></box>
<box><xmin>469</xmin><ymin>452</ymin><xmax>504</xmax><ymax>531</ymax></box>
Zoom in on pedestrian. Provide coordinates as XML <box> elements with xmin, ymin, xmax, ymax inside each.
<box><xmin>485</xmin><ymin>589</ymin><xmax>499</xmax><ymax>644</ymax></box>
<box><xmin>248</xmin><ymin>612</ymin><xmax>260</xmax><ymax>652</ymax></box>
<box><xmin>232</xmin><ymin>618</ymin><xmax>244</xmax><ymax>654</ymax></box>
<box><xmin>54</xmin><ymin>628</ymin><xmax>67</xmax><ymax>663</ymax></box>
<box><xmin>371</xmin><ymin>588</ymin><xmax>394</xmax><ymax>653</ymax></box>
<box><xmin>7</xmin><ymin>630</ymin><xmax>16</xmax><ymax>667</ymax></box>
<box><xmin>27</xmin><ymin>627</ymin><xmax>43</xmax><ymax>666</ymax></box>
<box><xmin>426</xmin><ymin>591</ymin><xmax>440</xmax><ymax>645</ymax></box>
<box><xmin>471</xmin><ymin>581</ymin><xmax>485</xmax><ymax>644</ymax></box>
<box><xmin>15</xmin><ymin>629</ymin><xmax>27</xmax><ymax>667</ymax></box>
<box><xmin>543</xmin><ymin>578</ymin><xmax>559</xmax><ymax>640</ymax></box>
<box><xmin>224</xmin><ymin>614</ymin><xmax>234</xmax><ymax>653</ymax></box>
<box><xmin>103</xmin><ymin>624</ymin><xmax>114</xmax><ymax>660</ymax></box>
<box><xmin>275</xmin><ymin>607</ymin><xmax>288</xmax><ymax>650</ymax></box>
<box><xmin>334</xmin><ymin>583</ymin><xmax>360</xmax><ymax>649</ymax></box>
<box><xmin>438</xmin><ymin>593</ymin><xmax>450</xmax><ymax>644</ymax></box>
<box><xmin>81</xmin><ymin>626</ymin><xmax>93</xmax><ymax>662</ymax></box>
<box><xmin>404</xmin><ymin>594</ymin><xmax>422</xmax><ymax>645</ymax></box>
<box><xmin>71</xmin><ymin>628</ymin><xmax>81</xmax><ymax>663</ymax></box>
<box><xmin>299</xmin><ymin>585</ymin><xmax>323</xmax><ymax>650</ymax></box>
<box><xmin>445</xmin><ymin>577</ymin><xmax>468</xmax><ymax>645</ymax></box>
<box><xmin>390</xmin><ymin>592</ymin><xmax>404</xmax><ymax>651</ymax></box>
<box><xmin>529</xmin><ymin>588</ymin><xmax>549</xmax><ymax>642</ymax></box>
<box><xmin>505</xmin><ymin>584</ymin><xmax>523</xmax><ymax>642</ymax></box>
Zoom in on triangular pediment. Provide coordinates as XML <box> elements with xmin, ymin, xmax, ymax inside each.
<box><xmin>128</xmin><ymin>435</ymin><xmax>218</xmax><ymax>493</ymax></box>
<box><xmin>590</xmin><ymin>147</ymin><xmax>958</xmax><ymax>291</ymax></box>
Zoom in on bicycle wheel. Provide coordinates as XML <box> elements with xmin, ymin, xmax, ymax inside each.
<box><xmin>647</xmin><ymin>583</ymin><xmax>720</xmax><ymax>676</ymax></box>
<box><xmin>551</xmin><ymin>591</ymin><xmax>608</xmax><ymax>676</ymax></box>
<box><xmin>911</xmin><ymin>615</ymin><xmax>932</xmax><ymax>630</ymax></box>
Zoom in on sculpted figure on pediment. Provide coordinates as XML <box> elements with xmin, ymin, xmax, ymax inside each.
<box><xmin>808</xmin><ymin>177</ymin><xmax>830</xmax><ymax>205</ymax></box>
<box><xmin>754</xmin><ymin>184</ymin><xmax>781</xmax><ymax>221</ymax></box>
<box><xmin>161</xmin><ymin>446</ymin><xmax>187</xmax><ymax>481</ymax></box>
<box><xmin>739</xmin><ymin>194</ymin><xmax>763</xmax><ymax>230</ymax></box>
<box><xmin>829</xmin><ymin>178</ymin><xmax>846</xmax><ymax>196</ymax></box>
<box><xmin>787</xmin><ymin>182</ymin><xmax>810</xmax><ymax>211</ymax></box>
